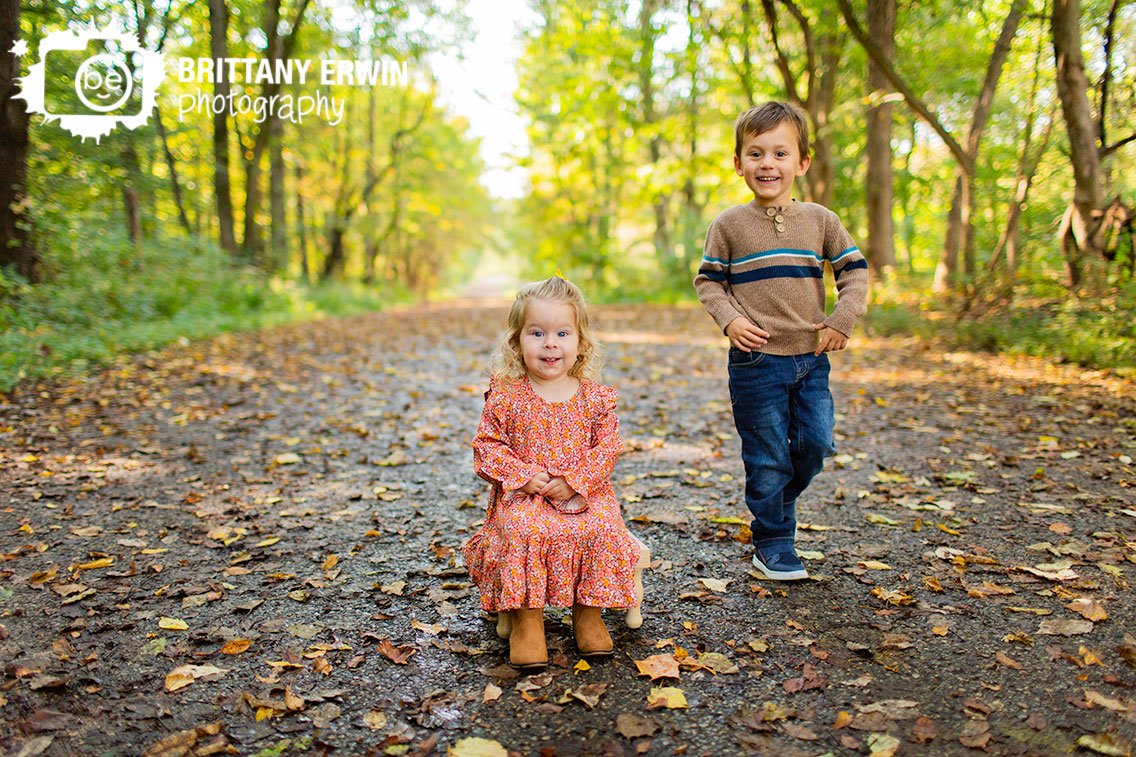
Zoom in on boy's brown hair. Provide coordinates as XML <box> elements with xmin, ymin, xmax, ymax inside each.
<box><xmin>734</xmin><ymin>101</ymin><xmax>810</xmax><ymax>160</ymax></box>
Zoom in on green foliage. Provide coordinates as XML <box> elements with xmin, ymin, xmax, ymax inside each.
<box><xmin>0</xmin><ymin>218</ymin><xmax>410</xmax><ymax>392</ymax></box>
<box><xmin>867</xmin><ymin>275</ymin><xmax>1136</xmax><ymax>373</ymax></box>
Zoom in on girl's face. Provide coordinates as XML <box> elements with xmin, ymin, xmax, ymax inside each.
<box><xmin>519</xmin><ymin>298</ymin><xmax>580</xmax><ymax>384</ymax></box>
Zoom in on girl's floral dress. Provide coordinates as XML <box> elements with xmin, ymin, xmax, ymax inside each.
<box><xmin>462</xmin><ymin>376</ymin><xmax>641</xmax><ymax>611</ymax></box>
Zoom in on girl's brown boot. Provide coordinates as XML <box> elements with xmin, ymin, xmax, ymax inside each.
<box><xmin>508</xmin><ymin>608</ymin><xmax>548</xmax><ymax>670</ymax></box>
<box><xmin>572</xmin><ymin>604</ymin><xmax>614</xmax><ymax>657</ymax></box>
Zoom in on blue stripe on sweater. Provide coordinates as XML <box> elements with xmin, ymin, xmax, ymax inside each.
<box><xmin>702</xmin><ymin>248</ymin><xmax>824</xmax><ymax>266</ymax></box>
<box><xmin>728</xmin><ymin>265</ymin><xmax>824</xmax><ymax>284</ymax></box>
<box><xmin>834</xmin><ymin>259</ymin><xmax>868</xmax><ymax>279</ymax></box>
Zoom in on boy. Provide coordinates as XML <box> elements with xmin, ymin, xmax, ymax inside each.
<box><xmin>694</xmin><ymin>101</ymin><xmax>868</xmax><ymax>580</ymax></box>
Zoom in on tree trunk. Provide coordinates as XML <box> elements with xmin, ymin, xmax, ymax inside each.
<box><xmin>269</xmin><ymin>116</ymin><xmax>286</xmax><ymax>274</ymax></box>
<box><xmin>154</xmin><ymin>103</ymin><xmax>192</xmax><ymax>235</ymax></box>
<box><xmin>637</xmin><ymin>0</ymin><xmax>672</xmax><ymax>270</ymax></box>
<box><xmin>0</xmin><ymin>0</ymin><xmax>35</xmax><ymax>280</ymax></box>
<box><xmin>295</xmin><ymin>159</ymin><xmax>310</xmax><ymax>283</ymax></box>
<box><xmin>209</xmin><ymin>0</ymin><xmax>237</xmax><ymax>254</ymax></box>
<box><xmin>241</xmin><ymin>0</ymin><xmax>312</xmax><ymax>261</ymax></box>
<box><xmin>932</xmin><ymin>0</ymin><xmax>1024</xmax><ymax>291</ymax></box>
<box><xmin>1051</xmin><ymin>0</ymin><xmax>1106</xmax><ymax>286</ymax></box>
<box><xmin>864</xmin><ymin>0</ymin><xmax>896</xmax><ymax>273</ymax></box>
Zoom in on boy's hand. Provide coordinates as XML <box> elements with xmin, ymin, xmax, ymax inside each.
<box><xmin>812</xmin><ymin>323</ymin><xmax>848</xmax><ymax>355</ymax></box>
<box><xmin>539</xmin><ymin>476</ymin><xmax>576</xmax><ymax>501</ymax></box>
<box><xmin>521</xmin><ymin>472</ymin><xmax>551</xmax><ymax>495</ymax></box>
<box><xmin>725</xmin><ymin>317</ymin><xmax>770</xmax><ymax>352</ymax></box>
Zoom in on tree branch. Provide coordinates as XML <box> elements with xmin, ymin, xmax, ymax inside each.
<box><xmin>1101</xmin><ymin>132</ymin><xmax>1136</xmax><ymax>158</ymax></box>
<box><xmin>835</xmin><ymin>0</ymin><xmax>970</xmax><ymax>169</ymax></box>
<box><xmin>759</xmin><ymin>0</ymin><xmax>801</xmax><ymax>103</ymax></box>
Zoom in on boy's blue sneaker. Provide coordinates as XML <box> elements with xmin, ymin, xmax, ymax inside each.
<box><xmin>752</xmin><ymin>544</ymin><xmax>809</xmax><ymax>581</ymax></box>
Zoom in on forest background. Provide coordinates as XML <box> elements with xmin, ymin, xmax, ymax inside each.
<box><xmin>1</xmin><ymin>0</ymin><xmax>1134</xmax><ymax>392</ymax></box>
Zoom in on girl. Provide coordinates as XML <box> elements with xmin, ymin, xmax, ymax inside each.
<box><xmin>462</xmin><ymin>277</ymin><xmax>650</xmax><ymax>670</ymax></box>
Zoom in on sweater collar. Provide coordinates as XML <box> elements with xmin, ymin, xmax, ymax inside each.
<box><xmin>749</xmin><ymin>198</ymin><xmax>802</xmax><ymax>216</ymax></box>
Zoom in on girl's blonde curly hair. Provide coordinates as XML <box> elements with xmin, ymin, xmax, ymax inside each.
<box><xmin>489</xmin><ymin>277</ymin><xmax>603</xmax><ymax>383</ymax></box>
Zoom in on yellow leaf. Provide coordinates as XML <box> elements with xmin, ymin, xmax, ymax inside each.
<box><xmin>75</xmin><ymin>557</ymin><xmax>114</xmax><ymax>571</ymax></box>
<box><xmin>364</xmin><ymin>710</ymin><xmax>389</xmax><ymax>730</ymax></box>
<box><xmin>255</xmin><ymin>706</ymin><xmax>279</xmax><ymax>721</ymax></box>
<box><xmin>937</xmin><ymin>523</ymin><xmax>960</xmax><ymax>535</ymax></box>
<box><xmin>448</xmin><ymin>737</ymin><xmax>509</xmax><ymax>756</ymax></box>
<box><xmin>159</xmin><ymin>617</ymin><xmax>188</xmax><ymax>631</ymax></box>
<box><xmin>322</xmin><ymin>554</ymin><xmax>339</xmax><ymax>571</ymax></box>
<box><xmin>858</xmin><ymin>561</ymin><xmax>893</xmax><ymax>571</ymax></box>
<box><xmin>834</xmin><ymin>710</ymin><xmax>854</xmax><ymax>729</ymax></box>
<box><xmin>647</xmin><ymin>686</ymin><xmax>688</xmax><ymax>709</ymax></box>
<box><xmin>220</xmin><ymin>638</ymin><xmax>251</xmax><ymax>655</ymax></box>
<box><xmin>931</xmin><ymin>625</ymin><xmax>949</xmax><ymax>636</ymax></box>
<box><xmin>256</xmin><ymin>537</ymin><xmax>281</xmax><ymax>548</ymax></box>
<box><xmin>574</xmin><ymin>660</ymin><xmax>591</xmax><ymax>674</ymax></box>
<box><xmin>273</xmin><ymin>452</ymin><xmax>301</xmax><ymax>465</ymax></box>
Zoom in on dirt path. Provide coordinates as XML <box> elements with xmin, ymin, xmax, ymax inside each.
<box><xmin>1</xmin><ymin>303</ymin><xmax>1134</xmax><ymax>756</ymax></box>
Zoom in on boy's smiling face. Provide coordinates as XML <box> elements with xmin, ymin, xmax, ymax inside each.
<box><xmin>734</xmin><ymin>120</ymin><xmax>811</xmax><ymax>207</ymax></box>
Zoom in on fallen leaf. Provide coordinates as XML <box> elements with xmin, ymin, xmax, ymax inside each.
<box><xmin>322</xmin><ymin>554</ymin><xmax>338</xmax><ymax>571</ymax></box>
<box><xmin>867</xmin><ymin>732</ymin><xmax>901</xmax><ymax>757</ymax></box>
<box><xmin>381</xmin><ymin>580</ymin><xmax>407</xmax><ymax>596</ymax></box>
<box><xmin>1076</xmin><ymin>733</ymin><xmax>1132</xmax><ymax>757</ymax></box>
<box><xmin>1038</xmin><ymin>618</ymin><xmax>1094</xmax><ymax>636</ymax></box>
<box><xmin>698</xmin><ymin>577</ymin><xmax>731</xmax><ymax>593</ymax></box>
<box><xmin>782</xmin><ymin>722</ymin><xmax>818</xmax><ymax>741</ymax></box>
<box><xmin>858</xmin><ymin>560</ymin><xmax>893</xmax><ymax>571</ymax></box>
<box><xmin>164</xmin><ymin>664</ymin><xmax>228</xmax><ymax>692</ymax></box>
<box><xmin>158</xmin><ymin>617</ymin><xmax>188</xmax><ymax>631</ymax></box>
<box><xmin>410</xmin><ymin>619</ymin><xmax>447</xmax><ymax>636</ymax></box>
<box><xmin>449</xmin><ymin>737</ymin><xmax>509</xmax><ymax>756</ymax></box>
<box><xmin>220</xmin><ymin>639</ymin><xmax>251</xmax><ymax>655</ymax></box>
<box><xmin>1084</xmin><ymin>689</ymin><xmax>1130</xmax><ymax>712</ymax></box>
<box><xmin>615</xmin><ymin>712</ymin><xmax>658</xmax><ymax>738</ymax></box>
<box><xmin>995</xmin><ymin>651</ymin><xmax>1023</xmax><ymax>670</ymax></box>
<box><xmin>833</xmin><ymin>711</ymin><xmax>854</xmax><ymax>729</ymax></box>
<box><xmin>563</xmin><ymin>683</ymin><xmax>607</xmax><ymax>709</ymax></box>
<box><xmin>482</xmin><ymin>683</ymin><xmax>502</xmax><ymax>702</ymax></box>
<box><xmin>646</xmin><ymin>686</ymin><xmax>688</xmax><ymax>709</ymax></box>
<box><xmin>634</xmin><ymin>654</ymin><xmax>680</xmax><ymax>681</ymax></box>
<box><xmin>363</xmin><ymin>710</ymin><xmax>388</xmax><ymax>730</ymax></box>
<box><xmin>1066</xmin><ymin>598</ymin><xmax>1108</xmax><ymax>622</ymax></box>
<box><xmin>74</xmin><ymin>557</ymin><xmax>114</xmax><ymax>572</ymax></box>
<box><xmin>375</xmin><ymin>638</ymin><xmax>417</xmax><ymax>665</ymax></box>
<box><xmin>910</xmin><ymin>716</ymin><xmax>937</xmax><ymax>743</ymax></box>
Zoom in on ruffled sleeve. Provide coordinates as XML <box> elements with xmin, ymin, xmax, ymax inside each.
<box><xmin>552</xmin><ymin>382</ymin><xmax>622</xmax><ymax>501</ymax></box>
<box><xmin>472</xmin><ymin>381</ymin><xmax>544</xmax><ymax>492</ymax></box>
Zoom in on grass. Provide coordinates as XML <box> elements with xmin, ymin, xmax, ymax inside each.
<box><xmin>0</xmin><ymin>226</ymin><xmax>412</xmax><ymax>393</ymax></box>
<box><xmin>864</xmin><ymin>273</ymin><xmax>1136</xmax><ymax>375</ymax></box>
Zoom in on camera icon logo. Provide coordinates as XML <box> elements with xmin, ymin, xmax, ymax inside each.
<box><xmin>15</xmin><ymin>25</ymin><xmax>165</xmax><ymax>141</ymax></box>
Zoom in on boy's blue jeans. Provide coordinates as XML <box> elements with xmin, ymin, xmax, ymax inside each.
<box><xmin>728</xmin><ymin>348</ymin><xmax>836</xmax><ymax>548</ymax></box>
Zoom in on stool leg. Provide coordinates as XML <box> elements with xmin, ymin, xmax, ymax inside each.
<box><xmin>625</xmin><ymin>539</ymin><xmax>650</xmax><ymax>629</ymax></box>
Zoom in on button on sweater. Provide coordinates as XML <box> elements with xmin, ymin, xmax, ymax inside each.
<box><xmin>694</xmin><ymin>200</ymin><xmax>870</xmax><ymax>356</ymax></box>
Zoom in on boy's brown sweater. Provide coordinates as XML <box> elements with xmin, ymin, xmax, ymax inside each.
<box><xmin>694</xmin><ymin>199</ymin><xmax>869</xmax><ymax>356</ymax></box>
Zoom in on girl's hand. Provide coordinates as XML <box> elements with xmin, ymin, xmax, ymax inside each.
<box><xmin>521</xmin><ymin>472</ymin><xmax>551</xmax><ymax>495</ymax></box>
<box><xmin>539</xmin><ymin>476</ymin><xmax>576</xmax><ymax>501</ymax></box>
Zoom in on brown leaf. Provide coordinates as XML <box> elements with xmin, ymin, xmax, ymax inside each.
<box><xmin>375</xmin><ymin>638</ymin><xmax>417</xmax><ymax>665</ymax></box>
<box><xmin>782</xmin><ymin>722</ymin><xmax>818</xmax><ymax>741</ymax></box>
<box><xmin>958</xmin><ymin>720</ymin><xmax>991</xmax><ymax>749</ymax></box>
<box><xmin>1065</xmin><ymin>598</ymin><xmax>1108</xmax><ymax>622</ymax></box>
<box><xmin>219</xmin><ymin>639</ymin><xmax>251</xmax><ymax>655</ymax></box>
<box><xmin>995</xmin><ymin>651</ymin><xmax>1023</xmax><ymax>670</ymax></box>
<box><xmin>615</xmin><ymin>712</ymin><xmax>658</xmax><ymax>739</ymax></box>
<box><xmin>634</xmin><ymin>654</ymin><xmax>680</xmax><ymax>681</ymax></box>
<box><xmin>1038</xmin><ymin>618</ymin><xmax>1094</xmax><ymax>636</ymax></box>
<box><xmin>910</xmin><ymin>716</ymin><xmax>937</xmax><ymax>743</ymax></box>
